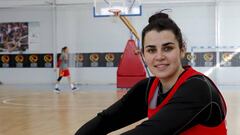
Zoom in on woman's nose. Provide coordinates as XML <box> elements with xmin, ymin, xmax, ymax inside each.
<box><xmin>154</xmin><ymin>51</ymin><xmax>165</xmax><ymax>60</ymax></box>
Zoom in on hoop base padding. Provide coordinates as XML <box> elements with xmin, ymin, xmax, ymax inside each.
<box><xmin>117</xmin><ymin>39</ymin><xmax>146</xmax><ymax>88</ymax></box>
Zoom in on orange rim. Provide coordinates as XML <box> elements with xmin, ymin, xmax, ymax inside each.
<box><xmin>108</xmin><ymin>9</ymin><xmax>121</xmax><ymax>16</ymax></box>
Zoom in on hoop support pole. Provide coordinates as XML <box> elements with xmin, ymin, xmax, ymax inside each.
<box><xmin>118</xmin><ymin>15</ymin><xmax>140</xmax><ymax>40</ymax></box>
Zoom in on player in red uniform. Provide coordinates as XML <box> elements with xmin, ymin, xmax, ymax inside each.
<box><xmin>55</xmin><ymin>46</ymin><xmax>77</xmax><ymax>93</ymax></box>
<box><xmin>75</xmin><ymin>12</ymin><xmax>227</xmax><ymax>135</ymax></box>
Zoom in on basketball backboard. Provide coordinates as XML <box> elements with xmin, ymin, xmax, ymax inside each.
<box><xmin>93</xmin><ymin>0</ymin><xmax>142</xmax><ymax>17</ymax></box>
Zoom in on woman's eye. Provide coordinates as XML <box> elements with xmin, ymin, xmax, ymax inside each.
<box><xmin>146</xmin><ymin>48</ymin><xmax>156</xmax><ymax>53</ymax></box>
<box><xmin>163</xmin><ymin>47</ymin><xmax>173</xmax><ymax>52</ymax></box>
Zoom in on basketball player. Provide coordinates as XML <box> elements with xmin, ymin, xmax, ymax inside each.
<box><xmin>75</xmin><ymin>12</ymin><xmax>227</xmax><ymax>135</ymax></box>
<box><xmin>55</xmin><ymin>46</ymin><xmax>77</xmax><ymax>92</ymax></box>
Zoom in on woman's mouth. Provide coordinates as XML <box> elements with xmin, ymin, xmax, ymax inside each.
<box><xmin>154</xmin><ymin>64</ymin><xmax>168</xmax><ymax>71</ymax></box>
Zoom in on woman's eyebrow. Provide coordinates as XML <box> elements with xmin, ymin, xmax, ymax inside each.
<box><xmin>145</xmin><ymin>42</ymin><xmax>175</xmax><ymax>48</ymax></box>
<box><xmin>145</xmin><ymin>45</ymin><xmax>156</xmax><ymax>48</ymax></box>
<box><xmin>162</xmin><ymin>42</ymin><xmax>175</xmax><ymax>46</ymax></box>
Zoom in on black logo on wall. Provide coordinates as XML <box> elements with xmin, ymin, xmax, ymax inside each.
<box><xmin>220</xmin><ymin>52</ymin><xmax>240</xmax><ymax>67</ymax></box>
<box><xmin>89</xmin><ymin>53</ymin><xmax>100</xmax><ymax>67</ymax></box>
<box><xmin>182</xmin><ymin>53</ymin><xmax>196</xmax><ymax>66</ymax></box>
<box><xmin>183</xmin><ymin>52</ymin><xmax>218</xmax><ymax>67</ymax></box>
<box><xmin>195</xmin><ymin>52</ymin><xmax>216</xmax><ymax>67</ymax></box>
<box><xmin>43</xmin><ymin>54</ymin><xmax>53</xmax><ymax>67</ymax></box>
<box><xmin>29</xmin><ymin>54</ymin><xmax>38</xmax><ymax>67</ymax></box>
<box><xmin>0</xmin><ymin>54</ymin><xmax>53</xmax><ymax>68</ymax></box>
<box><xmin>1</xmin><ymin>55</ymin><xmax>10</xmax><ymax>67</ymax></box>
<box><xmin>15</xmin><ymin>54</ymin><xmax>24</xmax><ymax>67</ymax></box>
<box><xmin>105</xmin><ymin>53</ymin><xmax>115</xmax><ymax>67</ymax></box>
<box><xmin>71</xmin><ymin>52</ymin><xmax>122</xmax><ymax>67</ymax></box>
<box><xmin>6</xmin><ymin>51</ymin><xmax>239</xmax><ymax>68</ymax></box>
<box><xmin>75</xmin><ymin>53</ymin><xmax>84</xmax><ymax>67</ymax></box>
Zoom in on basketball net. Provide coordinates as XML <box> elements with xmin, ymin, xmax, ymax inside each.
<box><xmin>108</xmin><ymin>9</ymin><xmax>121</xmax><ymax>23</ymax></box>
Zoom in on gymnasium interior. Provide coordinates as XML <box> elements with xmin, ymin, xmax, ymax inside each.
<box><xmin>0</xmin><ymin>0</ymin><xmax>240</xmax><ymax>134</ymax></box>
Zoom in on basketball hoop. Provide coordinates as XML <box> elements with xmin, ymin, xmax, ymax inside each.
<box><xmin>93</xmin><ymin>0</ymin><xmax>142</xmax><ymax>17</ymax></box>
<box><xmin>108</xmin><ymin>8</ymin><xmax>121</xmax><ymax>16</ymax></box>
<box><xmin>108</xmin><ymin>9</ymin><xmax>121</xmax><ymax>23</ymax></box>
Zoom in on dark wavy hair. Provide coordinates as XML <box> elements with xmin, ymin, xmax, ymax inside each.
<box><xmin>142</xmin><ymin>12</ymin><xmax>185</xmax><ymax>53</ymax></box>
<box><xmin>61</xmin><ymin>46</ymin><xmax>68</xmax><ymax>53</ymax></box>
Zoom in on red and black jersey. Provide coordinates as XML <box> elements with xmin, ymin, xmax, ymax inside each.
<box><xmin>75</xmin><ymin>66</ymin><xmax>227</xmax><ymax>135</ymax></box>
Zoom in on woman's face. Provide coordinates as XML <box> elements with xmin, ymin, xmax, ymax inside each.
<box><xmin>64</xmin><ymin>48</ymin><xmax>69</xmax><ymax>53</ymax></box>
<box><xmin>143</xmin><ymin>30</ymin><xmax>185</xmax><ymax>80</ymax></box>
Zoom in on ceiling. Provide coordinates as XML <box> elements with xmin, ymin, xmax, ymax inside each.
<box><xmin>0</xmin><ymin>0</ymin><xmax>236</xmax><ymax>8</ymax></box>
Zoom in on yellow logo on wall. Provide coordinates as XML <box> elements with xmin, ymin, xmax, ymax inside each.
<box><xmin>90</xmin><ymin>53</ymin><xmax>99</xmax><ymax>62</ymax></box>
<box><xmin>222</xmin><ymin>53</ymin><xmax>233</xmax><ymax>62</ymax></box>
<box><xmin>1</xmin><ymin>55</ymin><xmax>10</xmax><ymax>63</ymax></box>
<box><xmin>105</xmin><ymin>53</ymin><xmax>115</xmax><ymax>62</ymax></box>
<box><xmin>203</xmin><ymin>52</ymin><xmax>213</xmax><ymax>62</ymax></box>
<box><xmin>29</xmin><ymin>55</ymin><xmax>38</xmax><ymax>63</ymax></box>
<box><xmin>44</xmin><ymin>54</ymin><xmax>53</xmax><ymax>63</ymax></box>
<box><xmin>186</xmin><ymin>54</ymin><xmax>196</xmax><ymax>61</ymax></box>
<box><xmin>15</xmin><ymin>55</ymin><xmax>24</xmax><ymax>63</ymax></box>
<box><xmin>76</xmin><ymin>54</ymin><xmax>84</xmax><ymax>62</ymax></box>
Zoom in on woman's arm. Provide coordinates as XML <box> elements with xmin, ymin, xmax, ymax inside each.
<box><xmin>75</xmin><ymin>78</ymin><xmax>151</xmax><ymax>135</ymax></box>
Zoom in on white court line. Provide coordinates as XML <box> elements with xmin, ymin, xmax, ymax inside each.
<box><xmin>1</xmin><ymin>95</ymin><xmax>106</xmax><ymax>110</ymax></box>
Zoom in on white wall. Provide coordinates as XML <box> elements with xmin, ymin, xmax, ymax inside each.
<box><xmin>56</xmin><ymin>5</ymin><xmax>130</xmax><ymax>53</ymax></box>
<box><xmin>55</xmin><ymin>3</ymin><xmax>217</xmax><ymax>85</ymax></box>
<box><xmin>0</xmin><ymin>6</ymin><xmax>56</xmax><ymax>84</ymax></box>
<box><xmin>0</xmin><ymin>1</ymin><xmax>240</xmax><ymax>85</ymax></box>
<box><xmin>216</xmin><ymin>1</ymin><xmax>240</xmax><ymax>85</ymax></box>
<box><xmin>0</xmin><ymin>7</ymin><xmax>54</xmax><ymax>52</ymax></box>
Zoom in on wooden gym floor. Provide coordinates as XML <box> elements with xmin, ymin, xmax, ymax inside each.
<box><xmin>0</xmin><ymin>84</ymin><xmax>239</xmax><ymax>135</ymax></box>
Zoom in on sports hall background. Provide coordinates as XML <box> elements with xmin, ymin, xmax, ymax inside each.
<box><xmin>0</xmin><ymin>0</ymin><xmax>240</xmax><ymax>86</ymax></box>
<box><xmin>0</xmin><ymin>0</ymin><xmax>240</xmax><ymax>135</ymax></box>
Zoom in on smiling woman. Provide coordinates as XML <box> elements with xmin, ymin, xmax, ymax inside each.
<box><xmin>143</xmin><ymin>30</ymin><xmax>185</xmax><ymax>89</ymax></box>
<box><xmin>74</xmin><ymin>12</ymin><xmax>227</xmax><ymax>135</ymax></box>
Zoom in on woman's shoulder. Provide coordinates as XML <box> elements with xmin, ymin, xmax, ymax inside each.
<box><xmin>129</xmin><ymin>77</ymin><xmax>156</xmax><ymax>94</ymax></box>
<box><xmin>176</xmin><ymin>75</ymin><xmax>213</xmax><ymax>100</ymax></box>
<box><xmin>185</xmin><ymin>75</ymin><xmax>218</xmax><ymax>91</ymax></box>
<box><xmin>134</xmin><ymin>77</ymin><xmax>156</xmax><ymax>87</ymax></box>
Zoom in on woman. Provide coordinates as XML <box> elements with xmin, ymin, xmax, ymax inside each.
<box><xmin>75</xmin><ymin>12</ymin><xmax>227</xmax><ymax>135</ymax></box>
<box><xmin>55</xmin><ymin>46</ymin><xmax>77</xmax><ymax>92</ymax></box>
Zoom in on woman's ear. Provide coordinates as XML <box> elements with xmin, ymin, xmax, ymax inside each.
<box><xmin>180</xmin><ymin>47</ymin><xmax>186</xmax><ymax>59</ymax></box>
